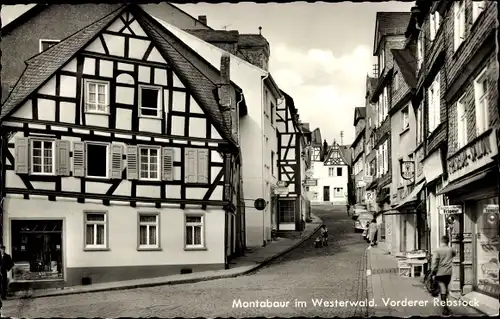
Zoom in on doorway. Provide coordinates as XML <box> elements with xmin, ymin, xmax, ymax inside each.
<box><xmin>10</xmin><ymin>220</ymin><xmax>63</xmax><ymax>281</ymax></box>
<box><xmin>323</xmin><ymin>186</ymin><xmax>330</xmax><ymax>202</ymax></box>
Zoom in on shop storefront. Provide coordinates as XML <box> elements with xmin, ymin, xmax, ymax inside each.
<box><xmin>438</xmin><ymin>128</ymin><xmax>499</xmax><ymax>304</ymax></box>
<box><xmin>10</xmin><ymin>219</ymin><xmax>64</xmax><ymax>282</ymax></box>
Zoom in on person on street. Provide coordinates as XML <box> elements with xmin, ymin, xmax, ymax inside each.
<box><xmin>431</xmin><ymin>236</ymin><xmax>456</xmax><ymax>316</ymax></box>
<box><xmin>320</xmin><ymin>224</ymin><xmax>328</xmax><ymax>246</ymax></box>
<box><xmin>368</xmin><ymin>218</ymin><xmax>378</xmax><ymax>246</ymax></box>
<box><xmin>0</xmin><ymin>245</ymin><xmax>14</xmax><ymax>299</ymax></box>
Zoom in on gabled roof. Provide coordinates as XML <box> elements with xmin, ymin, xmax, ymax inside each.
<box><xmin>354</xmin><ymin>107</ymin><xmax>366</xmax><ymax>126</ymax></box>
<box><xmin>323</xmin><ymin>141</ymin><xmax>349</xmax><ymax>166</ymax></box>
<box><xmin>373</xmin><ymin>12</ymin><xmax>411</xmax><ymax>55</ymax></box>
<box><xmin>1</xmin><ymin>4</ymin><xmax>238</xmax><ymax>146</ymax></box>
<box><xmin>391</xmin><ymin>48</ymin><xmax>417</xmax><ymax>89</ymax></box>
<box><xmin>1</xmin><ymin>5</ymin><xmax>127</xmax><ymax>119</ymax></box>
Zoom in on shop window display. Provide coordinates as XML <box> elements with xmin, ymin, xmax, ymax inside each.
<box><xmin>475</xmin><ymin>198</ymin><xmax>499</xmax><ymax>298</ymax></box>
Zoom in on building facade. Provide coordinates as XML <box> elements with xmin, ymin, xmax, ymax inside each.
<box><xmin>0</xmin><ymin>5</ymin><xmax>245</xmax><ymax>290</ymax></box>
<box><xmin>352</xmin><ymin>107</ymin><xmax>367</xmax><ymax>206</ymax></box>
<box><xmin>364</xmin><ymin>76</ymin><xmax>378</xmax><ymax>213</ymax></box>
<box><xmin>406</xmin><ymin>0</ymin><xmax>499</xmax><ymax>312</ymax></box>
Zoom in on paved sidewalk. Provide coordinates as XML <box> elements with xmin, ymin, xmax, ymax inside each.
<box><xmin>9</xmin><ymin>214</ymin><xmax>322</xmax><ymax>300</ymax></box>
<box><xmin>365</xmin><ymin>242</ymin><xmax>486</xmax><ymax>317</ymax></box>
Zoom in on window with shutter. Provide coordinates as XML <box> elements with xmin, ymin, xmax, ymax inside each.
<box><xmin>31</xmin><ymin>139</ymin><xmax>55</xmax><ymax>175</ymax></box>
<box><xmin>197</xmin><ymin>149</ymin><xmax>209</xmax><ymax>183</ymax></box>
<box><xmin>56</xmin><ymin>140</ymin><xmax>71</xmax><ymax>176</ymax></box>
<box><xmin>185</xmin><ymin>148</ymin><xmax>198</xmax><ymax>183</ymax></box>
<box><xmin>126</xmin><ymin>145</ymin><xmax>138</xmax><ymax>180</ymax></box>
<box><xmin>110</xmin><ymin>144</ymin><xmax>124</xmax><ymax>179</ymax></box>
<box><xmin>72</xmin><ymin>141</ymin><xmax>85</xmax><ymax>177</ymax></box>
<box><xmin>162</xmin><ymin>147</ymin><xmax>174</xmax><ymax>181</ymax></box>
<box><xmin>14</xmin><ymin>137</ymin><xmax>30</xmax><ymax>174</ymax></box>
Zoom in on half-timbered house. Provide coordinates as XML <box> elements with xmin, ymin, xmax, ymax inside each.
<box><xmin>0</xmin><ymin>4</ymin><xmax>246</xmax><ymax>290</ymax></box>
<box><xmin>310</xmin><ymin>141</ymin><xmax>349</xmax><ymax>205</ymax></box>
<box><xmin>275</xmin><ymin>91</ymin><xmax>307</xmax><ymax>233</ymax></box>
<box><xmin>154</xmin><ymin>20</ymin><xmax>283</xmax><ymax>247</ymax></box>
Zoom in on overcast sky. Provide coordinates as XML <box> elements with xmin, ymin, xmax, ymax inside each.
<box><xmin>178</xmin><ymin>2</ymin><xmax>413</xmax><ymax>145</ymax></box>
<box><xmin>2</xmin><ymin>2</ymin><xmax>413</xmax><ymax>145</ymax></box>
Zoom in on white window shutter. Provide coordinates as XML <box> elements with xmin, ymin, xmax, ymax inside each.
<box><xmin>435</xmin><ymin>79</ymin><xmax>441</xmax><ymax>124</ymax></box>
<box><xmin>162</xmin><ymin>147</ymin><xmax>174</xmax><ymax>181</ymax></box>
<box><xmin>197</xmin><ymin>149</ymin><xmax>209</xmax><ymax>183</ymax></box>
<box><xmin>72</xmin><ymin>141</ymin><xmax>85</xmax><ymax>177</ymax></box>
<box><xmin>56</xmin><ymin>140</ymin><xmax>71</xmax><ymax>176</ymax></box>
<box><xmin>14</xmin><ymin>137</ymin><xmax>30</xmax><ymax>174</ymax></box>
<box><xmin>126</xmin><ymin>145</ymin><xmax>138</xmax><ymax>180</ymax></box>
<box><xmin>185</xmin><ymin>148</ymin><xmax>198</xmax><ymax>183</ymax></box>
<box><xmin>110</xmin><ymin>143</ymin><xmax>124</xmax><ymax>179</ymax></box>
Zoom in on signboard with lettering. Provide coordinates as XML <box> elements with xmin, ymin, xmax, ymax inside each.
<box><xmin>401</xmin><ymin>161</ymin><xmax>415</xmax><ymax>180</ymax></box>
<box><xmin>275</xmin><ymin>181</ymin><xmax>289</xmax><ymax>195</ymax></box>
<box><xmin>447</xmin><ymin>129</ymin><xmax>498</xmax><ymax>182</ymax></box>
<box><xmin>303</xmin><ymin>179</ymin><xmax>317</xmax><ymax>186</ymax></box>
<box><xmin>438</xmin><ymin>205</ymin><xmax>463</xmax><ymax>215</ymax></box>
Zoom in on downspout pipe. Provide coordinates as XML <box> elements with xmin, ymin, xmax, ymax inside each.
<box><xmin>261</xmin><ymin>73</ymin><xmax>269</xmax><ymax>246</ymax></box>
<box><xmin>235</xmin><ymin>89</ymin><xmax>244</xmax><ymax>255</ymax></box>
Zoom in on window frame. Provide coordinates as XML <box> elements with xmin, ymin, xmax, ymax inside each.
<box><xmin>184</xmin><ymin>213</ymin><xmax>206</xmax><ymax>250</ymax></box>
<box><xmin>454</xmin><ymin>0</ymin><xmax>466</xmax><ymax>52</ymax></box>
<box><xmin>428</xmin><ymin>74</ymin><xmax>441</xmax><ymax>133</ymax></box>
<box><xmin>278</xmin><ymin>199</ymin><xmax>296</xmax><ymax>223</ymax></box>
<box><xmin>138</xmin><ymin>84</ymin><xmax>163</xmax><ymax>119</ymax></box>
<box><xmin>84</xmin><ymin>79</ymin><xmax>110</xmax><ymax>114</ymax></box>
<box><xmin>138</xmin><ymin>145</ymin><xmax>161</xmax><ymax>181</ymax></box>
<box><xmin>474</xmin><ymin>67</ymin><xmax>489</xmax><ymax>135</ymax></box>
<box><xmin>416</xmin><ymin>103</ymin><xmax>423</xmax><ymax>144</ymax></box>
<box><xmin>270</xmin><ymin>101</ymin><xmax>275</xmax><ymax>126</ymax></box>
<box><xmin>457</xmin><ymin>94</ymin><xmax>468</xmax><ymax>149</ymax></box>
<box><xmin>337</xmin><ymin>167</ymin><xmax>342</xmax><ymax>176</ymax></box>
<box><xmin>401</xmin><ymin>106</ymin><xmax>410</xmax><ymax>131</ymax></box>
<box><xmin>271</xmin><ymin>151</ymin><xmax>275</xmax><ymax>176</ymax></box>
<box><xmin>417</xmin><ymin>32</ymin><xmax>424</xmax><ymax>70</ymax></box>
<box><xmin>429</xmin><ymin>11</ymin><xmax>441</xmax><ymax>41</ymax></box>
<box><xmin>85</xmin><ymin>142</ymin><xmax>110</xmax><ymax>179</ymax></box>
<box><xmin>83</xmin><ymin>211</ymin><xmax>109</xmax><ymax>251</ymax></box>
<box><xmin>328</xmin><ymin>167</ymin><xmax>334</xmax><ymax>177</ymax></box>
<box><xmin>39</xmin><ymin>39</ymin><xmax>60</xmax><ymax>53</ymax></box>
<box><xmin>30</xmin><ymin>138</ymin><xmax>56</xmax><ymax>176</ymax></box>
<box><xmin>137</xmin><ymin>212</ymin><xmax>161</xmax><ymax>251</ymax></box>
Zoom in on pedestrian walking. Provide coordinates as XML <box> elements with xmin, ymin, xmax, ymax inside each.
<box><xmin>0</xmin><ymin>245</ymin><xmax>14</xmax><ymax>300</ymax></box>
<box><xmin>431</xmin><ymin>236</ymin><xmax>456</xmax><ymax>316</ymax></box>
<box><xmin>368</xmin><ymin>218</ymin><xmax>378</xmax><ymax>247</ymax></box>
<box><xmin>320</xmin><ymin>224</ymin><xmax>328</xmax><ymax>246</ymax></box>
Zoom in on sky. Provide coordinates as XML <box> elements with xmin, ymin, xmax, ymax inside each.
<box><xmin>2</xmin><ymin>2</ymin><xmax>413</xmax><ymax>146</ymax></box>
<box><xmin>177</xmin><ymin>1</ymin><xmax>413</xmax><ymax>145</ymax></box>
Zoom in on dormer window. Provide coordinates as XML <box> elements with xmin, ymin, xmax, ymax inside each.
<box><xmin>39</xmin><ymin>39</ymin><xmax>60</xmax><ymax>53</ymax></box>
<box><xmin>139</xmin><ymin>85</ymin><xmax>162</xmax><ymax>118</ymax></box>
<box><xmin>84</xmin><ymin>80</ymin><xmax>109</xmax><ymax>114</ymax></box>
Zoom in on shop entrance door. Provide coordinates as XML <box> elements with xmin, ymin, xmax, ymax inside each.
<box><xmin>323</xmin><ymin>186</ymin><xmax>330</xmax><ymax>202</ymax></box>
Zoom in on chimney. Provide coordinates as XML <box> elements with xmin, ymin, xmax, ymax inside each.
<box><xmin>198</xmin><ymin>15</ymin><xmax>207</xmax><ymax>25</ymax></box>
<box><xmin>218</xmin><ymin>53</ymin><xmax>233</xmax><ymax>134</ymax></box>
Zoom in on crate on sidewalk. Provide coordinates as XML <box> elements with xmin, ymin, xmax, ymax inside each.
<box><xmin>398</xmin><ymin>259</ymin><xmax>411</xmax><ymax>277</ymax></box>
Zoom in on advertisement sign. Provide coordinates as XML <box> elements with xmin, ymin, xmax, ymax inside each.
<box><xmin>303</xmin><ymin>179</ymin><xmax>317</xmax><ymax>186</ymax></box>
<box><xmin>438</xmin><ymin>205</ymin><xmax>463</xmax><ymax>215</ymax></box>
<box><xmin>401</xmin><ymin>161</ymin><xmax>415</xmax><ymax>180</ymax></box>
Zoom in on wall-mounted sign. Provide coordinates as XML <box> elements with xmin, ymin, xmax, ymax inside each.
<box><xmin>303</xmin><ymin>179</ymin><xmax>317</xmax><ymax>186</ymax></box>
<box><xmin>254</xmin><ymin>198</ymin><xmax>266</xmax><ymax>211</ymax></box>
<box><xmin>447</xmin><ymin>129</ymin><xmax>498</xmax><ymax>182</ymax></box>
<box><xmin>305</xmin><ymin>169</ymin><xmax>314</xmax><ymax>178</ymax></box>
<box><xmin>275</xmin><ymin>181</ymin><xmax>289</xmax><ymax>195</ymax></box>
<box><xmin>400</xmin><ymin>161</ymin><xmax>415</xmax><ymax>180</ymax></box>
<box><xmin>438</xmin><ymin>205</ymin><xmax>463</xmax><ymax>215</ymax></box>
<box><xmin>277</xmin><ymin>181</ymin><xmax>288</xmax><ymax>188</ymax></box>
<box><xmin>365</xmin><ymin>191</ymin><xmax>375</xmax><ymax>203</ymax></box>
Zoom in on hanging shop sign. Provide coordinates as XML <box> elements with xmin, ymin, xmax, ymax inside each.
<box><xmin>400</xmin><ymin>161</ymin><xmax>415</xmax><ymax>180</ymax></box>
<box><xmin>305</xmin><ymin>168</ymin><xmax>314</xmax><ymax>178</ymax></box>
<box><xmin>365</xmin><ymin>191</ymin><xmax>375</xmax><ymax>203</ymax></box>
<box><xmin>303</xmin><ymin>179</ymin><xmax>317</xmax><ymax>186</ymax></box>
<box><xmin>275</xmin><ymin>181</ymin><xmax>289</xmax><ymax>195</ymax></box>
<box><xmin>447</xmin><ymin>129</ymin><xmax>498</xmax><ymax>182</ymax></box>
<box><xmin>254</xmin><ymin>198</ymin><xmax>266</xmax><ymax>211</ymax></box>
<box><xmin>438</xmin><ymin>205</ymin><xmax>463</xmax><ymax>215</ymax></box>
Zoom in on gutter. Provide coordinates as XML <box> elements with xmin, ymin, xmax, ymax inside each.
<box><xmin>261</xmin><ymin>73</ymin><xmax>269</xmax><ymax>246</ymax></box>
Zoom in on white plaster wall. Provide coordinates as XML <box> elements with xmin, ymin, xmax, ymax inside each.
<box><xmin>311</xmin><ymin>162</ymin><xmax>348</xmax><ymax>205</ymax></box>
<box><xmin>160</xmin><ymin>19</ymin><xmax>272</xmax><ymax>247</ymax></box>
<box><xmin>3</xmin><ymin>198</ymin><xmax>225</xmax><ymax>268</ymax></box>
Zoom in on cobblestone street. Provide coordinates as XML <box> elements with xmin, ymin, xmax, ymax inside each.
<box><xmin>2</xmin><ymin>205</ymin><xmax>369</xmax><ymax>318</ymax></box>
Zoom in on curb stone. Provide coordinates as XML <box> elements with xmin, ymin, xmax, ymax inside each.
<box><xmin>13</xmin><ymin>221</ymin><xmax>322</xmax><ymax>300</ymax></box>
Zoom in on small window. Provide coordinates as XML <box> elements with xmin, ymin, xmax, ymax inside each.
<box><xmin>337</xmin><ymin>167</ymin><xmax>342</xmax><ymax>176</ymax></box>
<box><xmin>85</xmin><ymin>80</ymin><xmax>109</xmax><ymax>113</ymax></box>
<box><xmin>402</xmin><ymin>107</ymin><xmax>409</xmax><ymax>130</ymax></box>
<box><xmin>474</xmin><ymin>68</ymin><xmax>489</xmax><ymax>135</ymax></box>
<box><xmin>454</xmin><ymin>1</ymin><xmax>466</xmax><ymax>51</ymax></box>
<box><xmin>185</xmin><ymin>215</ymin><xmax>205</xmax><ymax>249</ymax></box>
<box><xmin>85</xmin><ymin>212</ymin><xmax>107</xmax><ymax>249</ymax></box>
<box><xmin>139</xmin><ymin>86</ymin><xmax>162</xmax><ymax>118</ymax></box>
<box><xmin>271</xmin><ymin>151</ymin><xmax>275</xmax><ymax>176</ymax></box>
<box><xmin>39</xmin><ymin>39</ymin><xmax>60</xmax><ymax>53</ymax></box>
<box><xmin>138</xmin><ymin>214</ymin><xmax>159</xmax><ymax>249</ymax></box>
<box><xmin>457</xmin><ymin>94</ymin><xmax>467</xmax><ymax>149</ymax></box>
<box><xmin>430</xmin><ymin>12</ymin><xmax>441</xmax><ymax>41</ymax></box>
<box><xmin>31</xmin><ymin>139</ymin><xmax>55</xmax><ymax>175</ymax></box>
<box><xmin>270</xmin><ymin>102</ymin><xmax>275</xmax><ymax>125</ymax></box>
<box><xmin>278</xmin><ymin>200</ymin><xmax>295</xmax><ymax>223</ymax></box>
<box><xmin>86</xmin><ymin>143</ymin><xmax>109</xmax><ymax>178</ymax></box>
<box><xmin>328</xmin><ymin>167</ymin><xmax>334</xmax><ymax>177</ymax></box>
<box><xmin>139</xmin><ymin>147</ymin><xmax>160</xmax><ymax>180</ymax></box>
